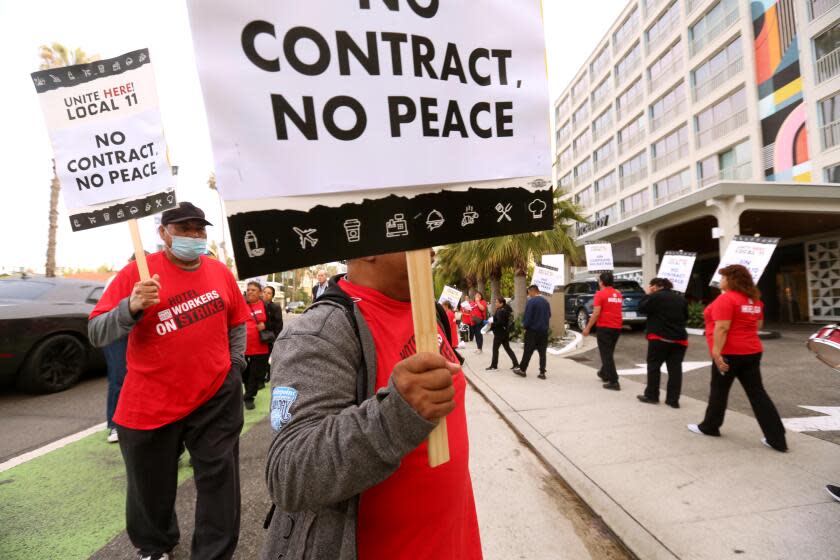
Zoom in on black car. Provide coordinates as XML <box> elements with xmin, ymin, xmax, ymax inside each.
<box><xmin>0</xmin><ymin>277</ymin><xmax>106</xmax><ymax>393</ymax></box>
<box><xmin>564</xmin><ymin>280</ymin><xmax>648</xmax><ymax>331</ymax></box>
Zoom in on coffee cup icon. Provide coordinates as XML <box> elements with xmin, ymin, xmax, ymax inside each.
<box><xmin>343</xmin><ymin>219</ymin><xmax>361</xmax><ymax>243</ymax></box>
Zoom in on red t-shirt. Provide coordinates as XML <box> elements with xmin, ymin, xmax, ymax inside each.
<box><xmin>470</xmin><ymin>299</ymin><xmax>487</xmax><ymax>323</ymax></box>
<box><xmin>90</xmin><ymin>252</ymin><xmax>249</xmax><ymax>429</ymax></box>
<box><xmin>338</xmin><ymin>279</ymin><xmax>482</xmax><ymax>560</ymax></box>
<box><xmin>245</xmin><ymin>299</ymin><xmax>270</xmax><ymax>356</ymax></box>
<box><xmin>594</xmin><ymin>288</ymin><xmax>623</xmax><ymax>329</ymax></box>
<box><xmin>445</xmin><ymin>309</ymin><xmax>459</xmax><ymax>348</ymax></box>
<box><xmin>704</xmin><ymin>291</ymin><xmax>764</xmax><ymax>355</ymax></box>
<box><xmin>460</xmin><ymin>302</ymin><xmax>474</xmax><ymax>326</ymax></box>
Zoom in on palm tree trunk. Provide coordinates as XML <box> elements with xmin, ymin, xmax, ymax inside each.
<box><xmin>45</xmin><ymin>163</ymin><xmax>59</xmax><ymax>277</ymax></box>
<box><xmin>513</xmin><ymin>265</ymin><xmax>528</xmax><ymax>318</ymax></box>
<box><xmin>490</xmin><ymin>274</ymin><xmax>501</xmax><ymax>305</ymax></box>
<box><xmin>466</xmin><ymin>274</ymin><xmax>476</xmax><ymax>298</ymax></box>
<box><xmin>476</xmin><ymin>276</ymin><xmax>486</xmax><ymax>297</ymax></box>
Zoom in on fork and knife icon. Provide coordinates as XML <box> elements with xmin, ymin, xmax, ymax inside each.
<box><xmin>495</xmin><ymin>203</ymin><xmax>513</xmax><ymax>223</ymax></box>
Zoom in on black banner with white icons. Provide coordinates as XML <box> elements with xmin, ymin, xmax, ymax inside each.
<box><xmin>31</xmin><ymin>49</ymin><xmax>152</xmax><ymax>94</ymax></box>
<box><xmin>229</xmin><ymin>186</ymin><xmax>554</xmax><ymax>277</ymax></box>
<box><xmin>69</xmin><ymin>189</ymin><xmax>177</xmax><ymax>232</ymax></box>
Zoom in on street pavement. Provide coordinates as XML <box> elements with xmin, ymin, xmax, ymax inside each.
<box><xmin>464</xmin><ymin>334</ymin><xmax>840</xmax><ymax>560</ymax></box>
<box><xmin>569</xmin><ymin>326</ymin><xmax>840</xmax><ymax>446</ymax></box>
<box><xmin>0</xmin><ymin>367</ymin><xmax>629</xmax><ymax>558</ymax></box>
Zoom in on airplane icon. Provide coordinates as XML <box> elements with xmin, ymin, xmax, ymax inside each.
<box><xmin>292</xmin><ymin>227</ymin><xmax>318</xmax><ymax>250</ymax></box>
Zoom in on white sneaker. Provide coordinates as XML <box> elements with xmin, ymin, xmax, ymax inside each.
<box><xmin>107</xmin><ymin>428</ymin><xmax>119</xmax><ymax>444</ymax></box>
<box><xmin>138</xmin><ymin>553</ymin><xmax>169</xmax><ymax>560</ymax></box>
<box><xmin>761</xmin><ymin>438</ymin><xmax>787</xmax><ymax>452</ymax></box>
<box><xmin>686</xmin><ymin>424</ymin><xmax>703</xmax><ymax>435</ymax></box>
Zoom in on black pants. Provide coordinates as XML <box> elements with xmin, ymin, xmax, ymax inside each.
<box><xmin>472</xmin><ymin>323</ymin><xmax>484</xmax><ymax>350</ymax></box>
<box><xmin>596</xmin><ymin>327</ymin><xmax>621</xmax><ymax>383</ymax></box>
<box><xmin>644</xmin><ymin>340</ymin><xmax>686</xmax><ymax>404</ymax></box>
<box><xmin>519</xmin><ymin>330</ymin><xmax>548</xmax><ymax>374</ymax></box>
<box><xmin>490</xmin><ymin>332</ymin><xmax>519</xmax><ymax>368</ymax></box>
<box><xmin>698</xmin><ymin>353</ymin><xmax>787</xmax><ymax>449</ymax></box>
<box><xmin>243</xmin><ymin>354</ymin><xmax>268</xmax><ymax>403</ymax></box>
<box><xmin>117</xmin><ymin>368</ymin><xmax>244</xmax><ymax>559</ymax></box>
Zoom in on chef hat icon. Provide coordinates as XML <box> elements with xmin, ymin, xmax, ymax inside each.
<box><xmin>529</xmin><ymin>199</ymin><xmax>548</xmax><ymax>219</ymax></box>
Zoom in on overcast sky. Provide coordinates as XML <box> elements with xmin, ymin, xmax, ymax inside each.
<box><xmin>0</xmin><ymin>0</ymin><xmax>627</xmax><ymax>273</ymax></box>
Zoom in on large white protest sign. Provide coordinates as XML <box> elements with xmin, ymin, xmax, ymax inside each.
<box><xmin>31</xmin><ymin>49</ymin><xmax>176</xmax><ymax>230</ymax></box>
<box><xmin>711</xmin><ymin>236</ymin><xmax>779</xmax><ymax>286</ymax></box>
<box><xmin>187</xmin><ymin>0</ymin><xmax>552</xmax><ymax>277</ymax></box>
<box><xmin>585</xmin><ymin>243</ymin><xmax>614</xmax><ymax>272</ymax></box>
<box><xmin>438</xmin><ymin>285</ymin><xmax>463</xmax><ymax>309</ymax></box>
<box><xmin>657</xmin><ymin>251</ymin><xmax>697</xmax><ymax>293</ymax></box>
<box><xmin>531</xmin><ymin>265</ymin><xmax>562</xmax><ymax>295</ymax></box>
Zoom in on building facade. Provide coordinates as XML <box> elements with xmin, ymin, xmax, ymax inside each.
<box><xmin>554</xmin><ymin>0</ymin><xmax>840</xmax><ymax>322</ymax></box>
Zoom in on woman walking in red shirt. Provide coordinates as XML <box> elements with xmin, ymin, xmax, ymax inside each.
<box><xmin>244</xmin><ymin>281</ymin><xmax>271</xmax><ymax>410</ymax></box>
<box><xmin>688</xmin><ymin>265</ymin><xmax>787</xmax><ymax>452</ymax></box>
<box><xmin>470</xmin><ymin>292</ymin><xmax>488</xmax><ymax>354</ymax></box>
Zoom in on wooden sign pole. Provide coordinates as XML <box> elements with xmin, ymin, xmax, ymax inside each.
<box><xmin>128</xmin><ymin>219</ymin><xmax>150</xmax><ymax>282</ymax></box>
<box><xmin>405</xmin><ymin>249</ymin><xmax>450</xmax><ymax>467</ymax></box>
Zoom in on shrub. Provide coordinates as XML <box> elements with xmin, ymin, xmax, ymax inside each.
<box><xmin>687</xmin><ymin>301</ymin><xmax>706</xmax><ymax>328</ymax></box>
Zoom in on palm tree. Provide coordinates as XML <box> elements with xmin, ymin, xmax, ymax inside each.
<box><xmin>39</xmin><ymin>43</ymin><xmax>99</xmax><ymax>277</ymax></box>
<box><xmin>436</xmin><ymin>192</ymin><xmax>585</xmax><ymax>317</ymax></box>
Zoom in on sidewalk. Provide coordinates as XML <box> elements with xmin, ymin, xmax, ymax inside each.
<box><xmin>462</xmin><ymin>338</ymin><xmax>840</xmax><ymax>560</ymax></box>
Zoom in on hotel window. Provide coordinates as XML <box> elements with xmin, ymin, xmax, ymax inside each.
<box><xmin>592</xmin><ymin>108</ymin><xmax>614</xmax><ymax>140</ymax></box>
<box><xmin>572</xmin><ymin>75</ymin><xmax>589</xmax><ymax>101</ymax></box>
<box><xmin>576</xmin><ymin>186</ymin><xmax>595</xmax><ymax>208</ymax></box>
<box><xmin>692</xmin><ymin>36</ymin><xmax>743</xmax><ymax>100</ymax></box>
<box><xmin>594</xmin><ymin>140</ymin><xmax>615</xmax><ymax>167</ymax></box>
<box><xmin>596</xmin><ymin>204</ymin><xmax>618</xmax><ymax>224</ymax></box>
<box><xmin>573</xmin><ymin>101</ymin><xmax>590</xmax><ymax>128</ymax></box>
<box><xmin>559</xmin><ymin>146</ymin><xmax>573</xmax><ymax>169</ymax></box>
<box><xmin>614</xmin><ymin>7</ymin><xmax>641</xmax><ymax>49</ymax></box>
<box><xmin>650</xmin><ymin>82</ymin><xmax>686</xmax><ymax>128</ymax></box>
<box><xmin>698</xmin><ymin>138</ymin><xmax>751</xmax><ymax>185</ymax></box>
<box><xmin>825</xmin><ymin>163</ymin><xmax>840</xmax><ymax>183</ymax></box>
<box><xmin>575</xmin><ymin>157</ymin><xmax>593</xmax><ymax>181</ymax></box>
<box><xmin>595</xmin><ymin>171</ymin><xmax>618</xmax><ymax>200</ymax></box>
<box><xmin>617</xmin><ymin>78</ymin><xmax>643</xmax><ymax>118</ymax></box>
<box><xmin>646</xmin><ymin>2</ymin><xmax>679</xmax><ymax>52</ymax></box>
<box><xmin>619</xmin><ymin>151</ymin><xmax>647</xmax><ymax>186</ymax></box>
<box><xmin>592</xmin><ymin>76</ymin><xmax>613</xmax><ymax>108</ymax></box>
<box><xmin>648</xmin><ymin>42</ymin><xmax>682</xmax><ymax>91</ymax></box>
<box><xmin>573</xmin><ymin>129</ymin><xmax>592</xmax><ymax>156</ymax></box>
<box><xmin>651</xmin><ymin>125</ymin><xmax>688</xmax><ymax>167</ymax></box>
<box><xmin>695</xmin><ymin>87</ymin><xmax>747</xmax><ymax>145</ymax></box>
<box><xmin>615</xmin><ymin>43</ymin><xmax>641</xmax><ymax>84</ymax></box>
<box><xmin>559</xmin><ymin>171</ymin><xmax>573</xmax><ymax>188</ymax></box>
<box><xmin>557</xmin><ymin>121</ymin><xmax>572</xmax><ymax>146</ymax></box>
<box><xmin>621</xmin><ymin>188</ymin><xmax>650</xmax><ymax>216</ymax></box>
<box><xmin>591</xmin><ymin>45</ymin><xmax>611</xmax><ymax>78</ymax></box>
<box><xmin>689</xmin><ymin>0</ymin><xmax>738</xmax><ymax>55</ymax></box>
<box><xmin>653</xmin><ymin>168</ymin><xmax>691</xmax><ymax>202</ymax></box>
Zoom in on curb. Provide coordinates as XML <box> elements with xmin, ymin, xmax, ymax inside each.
<box><xmin>464</xmin><ymin>366</ymin><xmax>678</xmax><ymax>560</ymax></box>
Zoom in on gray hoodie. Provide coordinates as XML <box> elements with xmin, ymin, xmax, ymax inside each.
<box><xmin>262</xmin><ymin>299</ymin><xmax>437</xmax><ymax>560</ymax></box>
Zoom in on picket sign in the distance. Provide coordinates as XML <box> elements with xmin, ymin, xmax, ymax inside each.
<box><xmin>31</xmin><ymin>48</ymin><xmax>177</xmax><ymax>279</ymax></box>
<box><xmin>531</xmin><ymin>264</ymin><xmax>562</xmax><ymax>295</ymax></box>
<box><xmin>438</xmin><ymin>286</ymin><xmax>463</xmax><ymax>309</ymax></box>
<box><xmin>187</xmin><ymin>1</ymin><xmax>553</xmax><ymax>467</ymax></box>
<box><xmin>710</xmin><ymin>236</ymin><xmax>780</xmax><ymax>286</ymax></box>
<box><xmin>657</xmin><ymin>251</ymin><xmax>697</xmax><ymax>293</ymax></box>
<box><xmin>585</xmin><ymin>242</ymin><xmax>614</xmax><ymax>273</ymax></box>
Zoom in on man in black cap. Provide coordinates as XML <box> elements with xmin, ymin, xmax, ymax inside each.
<box><xmin>89</xmin><ymin>201</ymin><xmax>249</xmax><ymax>560</ymax></box>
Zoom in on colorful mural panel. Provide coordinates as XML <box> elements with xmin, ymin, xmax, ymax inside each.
<box><xmin>751</xmin><ymin>0</ymin><xmax>812</xmax><ymax>182</ymax></box>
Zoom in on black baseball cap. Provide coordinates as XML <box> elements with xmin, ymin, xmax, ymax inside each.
<box><xmin>160</xmin><ymin>201</ymin><xmax>213</xmax><ymax>226</ymax></box>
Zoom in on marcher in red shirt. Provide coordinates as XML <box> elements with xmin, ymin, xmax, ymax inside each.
<box><xmin>243</xmin><ymin>280</ymin><xmax>271</xmax><ymax>410</ymax></box>
<box><xmin>469</xmin><ymin>292</ymin><xmax>488</xmax><ymax>354</ymax></box>
<box><xmin>262</xmin><ymin>252</ymin><xmax>482</xmax><ymax>560</ymax></box>
<box><xmin>441</xmin><ymin>300</ymin><xmax>460</xmax><ymax>349</ymax></box>
<box><xmin>688</xmin><ymin>264</ymin><xmax>787</xmax><ymax>452</ymax></box>
<box><xmin>460</xmin><ymin>299</ymin><xmax>474</xmax><ymax>341</ymax></box>
<box><xmin>88</xmin><ymin>202</ymin><xmax>249</xmax><ymax>560</ymax></box>
<box><xmin>583</xmin><ymin>272</ymin><xmax>624</xmax><ymax>390</ymax></box>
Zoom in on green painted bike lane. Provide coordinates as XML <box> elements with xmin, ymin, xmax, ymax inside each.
<box><xmin>0</xmin><ymin>389</ymin><xmax>270</xmax><ymax>560</ymax></box>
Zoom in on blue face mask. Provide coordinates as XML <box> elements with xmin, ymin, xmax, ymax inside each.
<box><xmin>169</xmin><ymin>235</ymin><xmax>207</xmax><ymax>261</ymax></box>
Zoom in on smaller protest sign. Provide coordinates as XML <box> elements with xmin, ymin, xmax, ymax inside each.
<box><xmin>657</xmin><ymin>251</ymin><xmax>697</xmax><ymax>293</ymax></box>
<box><xmin>531</xmin><ymin>265</ymin><xmax>561</xmax><ymax>295</ymax></box>
<box><xmin>438</xmin><ymin>286</ymin><xmax>463</xmax><ymax>309</ymax></box>
<box><xmin>585</xmin><ymin>243</ymin><xmax>614</xmax><ymax>272</ymax></box>
<box><xmin>711</xmin><ymin>236</ymin><xmax>780</xmax><ymax>286</ymax></box>
<box><xmin>541</xmin><ymin>254</ymin><xmax>565</xmax><ymax>286</ymax></box>
<box><xmin>31</xmin><ymin>48</ymin><xmax>175</xmax><ymax>229</ymax></box>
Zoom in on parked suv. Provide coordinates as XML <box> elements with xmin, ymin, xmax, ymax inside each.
<box><xmin>564</xmin><ymin>280</ymin><xmax>647</xmax><ymax>331</ymax></box>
